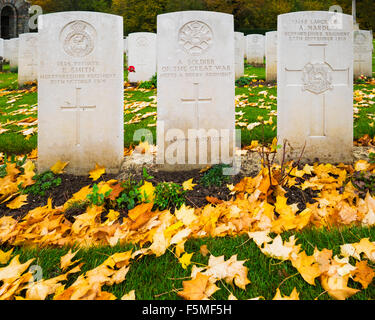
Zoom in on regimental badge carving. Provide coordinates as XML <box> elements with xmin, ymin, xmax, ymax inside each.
<box><xmin>26</xmin><ymin>36</ymin><xmax>38</xmax><ymax>47</ymax></box>
<box><xmin>60</xmin><ymin>20</ymin><xmax>96</xmax><ymax>58</ymax></box>
<box><xmin>178</xmin><ymin>21</ymin><xmax>213</xmax><ymax>55</ymax></box>
<box><xmin>136</xmin><ymin>36</ymin><xmax>149</xmax><ymax>47</ymax></box>
<box><xmin>354</xmin><ymin>32</ymin><xmax>366</xmax><ymax>45</ymax></box>
<box><xmin>302</xmin><ymin>62</ymin><xmax>333</xmax><ymax>94</ymax></box>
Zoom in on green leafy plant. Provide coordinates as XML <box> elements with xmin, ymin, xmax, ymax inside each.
<box><xmin>86</xmin><ymin>183</ymin><xmax>112</xmax><ymax>206</ymax></box>
<box><xmin>235</xmin><ymin>76</ymin><xmax>254</xmax><ymax>87</ymax></box>
<box><xmin>153</xmin><ymin>182</ymin><xmax>186</xmax><ymax>211</ymax></box>
<box><xmin>200</xmin><ymin>164</ymin><xmax>232</xmax><ymax>188</ymax></box>
<box><xmin>117</xmin><ymin>179</ymin><xmax>143</xmax><ymax>210</ymax></box>
<box><xmin>64</xmin><ymin>200</ymin><xmax>90</xmax><ymax>218</ymax></box>
<box><xmin>21</xmin><ymin>171</ymin><xmax>62</xmax><ymax>197</ymax></box>
<box><xmin>138</xmin><ymin>73</ymin><xmax>157</xmax><ymax>89</ymax></box>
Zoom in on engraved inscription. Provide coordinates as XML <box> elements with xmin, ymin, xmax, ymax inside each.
<box><xmin>60</xmin><ymin>21</ymin><xmax>96</xmax><ymax>58</ymax></box>
<box><xmin>179</xmin><ymin>21</ymin><xmax>213</xmax><ymax>55</ymax></box>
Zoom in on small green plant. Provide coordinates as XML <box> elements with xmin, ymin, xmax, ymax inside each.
<box><xmin>0</xmin><ymin>154</ymin><xmax>27</xmax><ymax>178</ymax></box>
<box><xmin>153</xmin><ymin>182</ymin><xmax>186</xmax><ymax>210</ymax></box>
<box><xmin>64</xmin><ymin>200</ymin><xmax>90</xmax><ymax>217</ymax></box>
<box><xmin>86</xmin><ymin>183</ymin><xmax>112</xmax><ymax>206</ymax></box>
<box><xmin>351</xmin><ymin>170</ymin><xmax>375</xmax><ymax>198</ymax></box>
<box><xmin>200</xmin><ymin>164</ymin><xmax>232</xmax><ymax>188</ymax></box>
<box><xmin>10</xmin><ymin>66</ymin><xmax>18</xmax><ymax>73</ymax></box>
<box><xmin>117</xmin><ymin>179</ymin><xmax>143</xmax><ymax>210</ymax></box>
<box><xmin>235</xmin><ymin>76</ymin><xmax>254</xmax><ymax>87</ymax></box>
<box><xmin>138</xmin><ymin>73</ymin><xmax>157</xmax><ymax>89</ymax></box>
<box><xmin>21</xmin><ymin>171</ymin><xmax>62</xmax><ymax>197</ymax></box>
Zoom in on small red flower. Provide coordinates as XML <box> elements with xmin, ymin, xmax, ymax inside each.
<box><xmin>128</xmin><ymin>66</ymin><xmax>135</xmax><ymax>72</ymax></box>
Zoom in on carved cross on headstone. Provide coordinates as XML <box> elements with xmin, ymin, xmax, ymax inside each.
<box><xmin>181</xmin><ymin>82</ymin><xmax>212</xmax><ymax>129</ymax></box>
<box><xmin>285</xmin><ymin>44</ymin><xmax>349</xmax><ymax>137</ymax></box>
<box><xmin>60</xmin><ymin>87</ymin><xmax>96</xmax><ymax>147</ymax></box>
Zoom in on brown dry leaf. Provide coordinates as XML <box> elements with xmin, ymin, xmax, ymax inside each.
<box><xmin>200</xmin><ymin>245</ymin><xmax>209</xmax><ymax>257</ymax></box>
<box><xmin>206</xmin><ymin>196</ymin><xmax>223</xmax><ymax>205</ymax></box>
<box><xmin>178</xmin><ymin>272</ymin><xmax>220</xmax><ymax>300</ymax></box>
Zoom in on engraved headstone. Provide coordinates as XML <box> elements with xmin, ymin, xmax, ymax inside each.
<box><xmin>0</xmin><ymin>38</ymin><xmax>3</xmax><ymax>58</ymax></box>
<box><xmin>246</xmin><ymin>34</ymin><xmax>264</xmax><ymax>66</ymax></box>
<box><xmin>234</xmin><ymin>32</ymin><xmax>244</xmax><ymax>79</ymax></box>
<box><xmin>127</xmin><ymin>32</ymin><xmax>156</xmax><ymax>82</ymax></box>
<box><xmin>353</xmin><ymin>30</ymin><xmax>373</xmax><ymax>78</ymax></box>
<box><xmin>38</xmin><ymin>12</ymin><xmax>124</xmax><ymax>175</ymax></box>
<box><xmin>265</xmin><ymin>31</ymin><xmax>277</xmax><ymax>82</ymax></box>
<box><xmin>277</xmin><ymin>11</ymin><xmax>353</xmax><ymax>163</ymax></box>
<box><xmin>157</xmin><ymin>11</ymin><xmax>235</xmax><ymax>170</ymax></box>
<box><xmin>18</xmin><ymin>33</ymin><xmax>39</xmax><ymax>86</ymax></box>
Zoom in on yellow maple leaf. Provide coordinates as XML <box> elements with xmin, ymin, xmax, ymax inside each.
<box><xmin>354</xmin><ymin>160</ymin><xmax>370</xmax><ymax>171</ymax></box>
<box><xmin>121</xmin><ymin>290</ymin><xmax>136</xmax><ymax>300</ymax></box>
<box><xmin>321</xmin><ymin>274</ymin><xmax>359</xmax><ymax>300</ymax></box>
<box><xmin>89</xmin><ymin>163</ymin><xmax>106</xmax><ymax>181</ymax></box>
<box><xmin>60</xmin><ymin>249</ymin><xmax>80</xmax><ymax>271</ymax></box>
<box><xmin>6</xmin><ymin>194</ymin><xmax>28</xmax><ymax>209</ymax></box>
<box><xmin>182</xmin><ymin>178</ymin><xmax>197</xmax><ymax>191</ymax></box>
<box><xmin>351</xmin><ymin>260</ymin><xmax>375</xmax><ymax>289</ymax></box>
<box><xmin>50</xmin><ymin>160</ymin><xmax>69</xmax><ymax>174</ymax></box>
<box><xmin>273</xmin><ymin>287</ymin><xmax>299</xmax><ymax>300</ymax></box>
<box><xmin>0</xmin><ymin>248</ymin><xmax>13</xmax><ymax>264</ymax></box>
<box><xmin>291</xmin><ymin>251</ymin><xmax>321</xmax><ymax>285</ymax></box>
<box><xmin>179</xmin><ymin>252</ymin><xmax>193</xmax><ymax>270</ymax></box>
<box><xmin>106</xmin><ymin>209</ymin><xmax>120</xmax><ymax>222</ymax></box>
<box><xmin>178</xmin><ymin>273</ymin><xmax>220</xmax><ymax>300</ymax></box>
<box><xmin>139</xmin><ymin>181</ymin><xmax>155</xmax><ymax>202</ymax></box>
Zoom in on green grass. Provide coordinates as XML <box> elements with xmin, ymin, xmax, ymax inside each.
<box><xmin>1</xmin><ymin>225</ymin><xmax>374</xmax><ymax>300</ymax></box>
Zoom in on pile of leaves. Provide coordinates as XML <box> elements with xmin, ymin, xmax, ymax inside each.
<box><xmin>1</xmin><ymin>149</ymin><xmax>375</xmax><ymax>299</ymax></box>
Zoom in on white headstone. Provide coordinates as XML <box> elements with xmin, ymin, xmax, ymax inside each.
<box><xmin>353</xmin><ymin>30</ymin><xmax>373</xmax><ymax>78</ymax></box>
<box><xmin>38</xmin><ymin>12</ymin><xmax>124</xmax><ymax>175</ymax></box>
<box><xmin>265</xmin><ymin>31</ymin><xmax>277</xmax><ymax>82</ymax></box>
<box><xmin>3</xmin><ymin>40</ymin><xmax>12</xmax><ymax>62</ymax></box>
<box><xmin>0</xmin><ymin>39</ymin><xmax>4</xmax><ymax>59</ymax></box>
<box><xmin>277</xmin><ymin>11</ymin><xmax>353</xmax><ymax>163</ymax></box>
<box><xmin>8</xmin><ymin>38</ymin><xmax>19</xmax><ymax>69</ymax></box>
<box><xmin>157</xmin><ymin>11</ymin><xmax>235</xmax><ymax>170</ymax></box>
<box><xmin>127</xmin><ymin>32</ymin><xmax>156</xmax><ymax>82</ymax></box>
<box><xmin>246</xmin><ymin>34</ymin><xmax>265</xmax><ymax>66</ymax></box>
<box><xmin>18</xmin><ymin>33</ymin><xmax>39</xmax><ymax>86</ymax></box>
<box><xmin>234</xmin><ymin>32</ymin><xmax>244</xmax><ymax>79</ymax></box>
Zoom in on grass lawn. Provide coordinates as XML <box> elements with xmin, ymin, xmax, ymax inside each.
<box><xmin>2</xmin><ymin>225</ymin><xmax>374</xmax><ymax>300</ymax></box>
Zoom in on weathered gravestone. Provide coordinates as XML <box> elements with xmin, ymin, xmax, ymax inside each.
<box><xmin>38</xmin><ymin>12</ymin><xmax>124</xmax><ymax>175</ymax></box>
<box><xmin>353</xmin><ymin>30</ymin><xmax>373</xmax><ymax>78</ymax></box>
<box><xmin>157</xmin><ymin>11</ymin><xmax>235</xmax><ymax>170</ymax></box>
<box><xmin>246</xmin><ymin>34</ymin><xmax>264</xmax><ymax>66</ymax></box>
<box><xmin>18</xmin><ymin>33</ymin><xmax>39</xmax><ymax>86</ymax></box>
<box><xmin>265</xmin><ymin>31</ymin><xmax>277</xmax><ymax>82</ymax></box>
<box><xmin>127</xmin><ymin>32</ymin><xmax>156</xmax><ymax>82</ymax></box>
<box><xmin>3</xmin><ymin>39</ymin><xmax>10</xmax><ymax>62</ymax></box>
<box><xmin>8</xmin><ymin>38</ymin><xmax>19</xmax><ymax>69</ymax></box>
<box><xmin>234</xmin><ymin>32</ymin><xmax>244</xmax><ymax>79</ymax></box>
<box><xmin>277</xmin><ymin>11</ymin><xmax>353</xmax><ymax>163</ymax></box>
<box><xmin>0</xmin><ymin>39</ymin><xmax>3</xmax><ymax>70</ymax></box>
